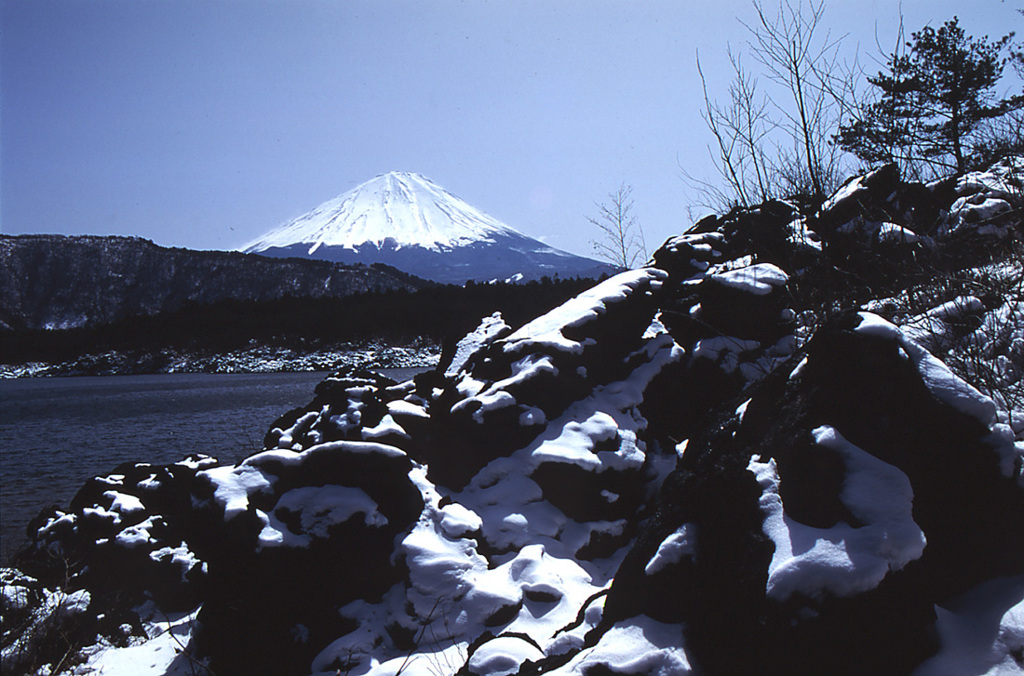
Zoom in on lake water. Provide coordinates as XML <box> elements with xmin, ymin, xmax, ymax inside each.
<box><xmin>0</xmin><ymin>369</ymin><xmax>423</xmax><ymax>563</ymax></box>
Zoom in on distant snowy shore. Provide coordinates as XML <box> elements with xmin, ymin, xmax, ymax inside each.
<box><xmin>0</xmin><ymin>341</ymin><xmax>440</xmax><ymax>378</ymax></box>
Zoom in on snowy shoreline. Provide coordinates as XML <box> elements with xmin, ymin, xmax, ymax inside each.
<box><xmin>0</xmin><ymin>341</ymin><xmax>441</xmax><ymax>379</ymax></box>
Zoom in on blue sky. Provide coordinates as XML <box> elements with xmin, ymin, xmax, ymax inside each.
<box><xmin>1</xmin><ymin>0</ymin><xmax>1019</xmax><ymax>259</ymax></box>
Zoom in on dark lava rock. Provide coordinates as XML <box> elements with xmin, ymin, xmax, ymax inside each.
<box><xmin>603</xmin><ymin>311</ymin><xmax>1024</xmax><ymax>675</ymax></box>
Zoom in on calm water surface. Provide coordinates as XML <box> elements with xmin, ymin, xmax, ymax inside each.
<box><xmin>0</xmin><ymin>371</ymin><xmax>416</xmax><ymax>562</ymax></box>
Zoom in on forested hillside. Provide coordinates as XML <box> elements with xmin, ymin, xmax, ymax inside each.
<box><xmin>0</xmin><ymin>235</ymin><xmax>423</xmax><ymax>332</ymax></box>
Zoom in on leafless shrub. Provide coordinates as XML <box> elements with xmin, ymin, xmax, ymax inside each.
<box><xmin>687</xmin><ymin>0</ymin><xmax>859</xmax><ymax>211</ymax></box>
<box><xmin>588</xmin><ymin>183</ymin><xmax>648</xmax><ymax>269</ymax></box>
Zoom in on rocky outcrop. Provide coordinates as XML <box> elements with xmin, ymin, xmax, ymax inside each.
<box><xmin>0</xmin><ymin>235</ymin><xmax>420</xmax><ymax>331</ymax></box>
<box><xmin>4</xmin><ymin>159</ymin><xmax>1023</xmax><ymax>676</ymax></box>
<box><xmin>602</xmin><ymin>311</ymin><xmax>1024</xmax><ymax>674</ymax></box>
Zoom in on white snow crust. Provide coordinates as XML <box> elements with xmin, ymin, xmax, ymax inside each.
<box><xmin>902</xmin><ymin>296</ymin><xmax>985</xmax><ymax>351</ymax></box>
<box><xmin>202</xmin><ymin>463</ymin><xmax>274</xmax><ymax>520</ymax></box>
<box><xmin>546</xmin><ymin>616</ymin><xmax>692</xmax><ymax>675</ymax></box>
<box><xmin>820</xmin><ymin>174</ymin><xmax>866</xmax><ymax>213</ymax></box>
<box><xmin>70</xmin><ymin>606</ymin><xmax>203</xmax><ymax>676</ymax></box>
<box><xmin>856</xmin><ymin>312</ymin><xmax>999</xmax><ymax>428</ymax></box>
<box><xmin>259</xmin><ymin>485</ymin><xmax>387</xmax><ymax>548</ymax></box>
<box><xmin>645</xmin><ymin>524</ymin><xmax>696</xmax><ymax>575</ymax></box>
<box><xmin>501</xmin><ymin>268</ymin><xmax>666</xmax><ymax>355</ymax></box>
<box><xmin>201</xmin><ymin>441</ymin><xmax>406</xmax><ymax>527</ymax></box>
<box><xmin>942</xmin><ymin>158</ymin><xmax>1023</xmax><ymax>236</ymax></box>
<box><xmin>710</xmin><ymin>263</ymin><xmax>788</xmax><ymax>296</ymax></box>
<box><xmin>750</xmin><ymin>426</ymin><xmax>926</xmax><ymax>600</ymax></box>
<box><xmin>914</xmin><ymin>575</ymin><xmax>1024</xmax><ymax>676</ymax></box>
<box><xmin>877</xmin><ymin>222</ymin><xmax>921</xmax><ymax>244</ymax></box>
<box><xmin>445</xmin><ymin>311</ymin><xmax>511</xmax><ymax>377</ymax></box>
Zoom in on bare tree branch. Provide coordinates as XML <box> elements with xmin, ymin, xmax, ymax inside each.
<box><xmin>588</xmin><ymin>183</ymin><xmax>647</xmax><ymax>269</ymax></box>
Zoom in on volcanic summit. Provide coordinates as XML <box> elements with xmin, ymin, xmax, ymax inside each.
<box><xmin>241</xmin><ymin>172</ymin><xmax>616</xmax><ymax>284</ymax></box>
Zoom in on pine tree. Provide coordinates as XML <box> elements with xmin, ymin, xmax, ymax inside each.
<box><xmin>839</xmin><ymin>17</ymin><xmax>1021</xmax><ymax>176</ymax></box>
<box><xmin>837</xmin><ymin>40</ymin><xmax>923</xmax><ymax>176</ymax></box>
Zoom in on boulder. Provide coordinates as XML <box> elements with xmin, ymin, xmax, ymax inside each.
<box><xmin>603</xmin><ymin>312</ymin><xmax>1024</xmax><ymax>674</ymax></box>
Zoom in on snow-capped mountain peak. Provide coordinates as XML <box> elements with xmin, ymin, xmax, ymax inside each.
<box><xmin>240</xmin><ymin>172</ymin><xmax>617</xmax><ymax>284</ymax></box>
<box><xmin>242</xmin><ymin>172</ymin><xmax>524</xmax><ymax>255</ymax></box>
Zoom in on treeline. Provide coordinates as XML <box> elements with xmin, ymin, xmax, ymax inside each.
<box><xmin>0</xmin><ymin>276</ymin><xmax>600</xmax><ymax>365</ymax></box>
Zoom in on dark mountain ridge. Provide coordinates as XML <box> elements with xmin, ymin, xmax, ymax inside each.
<box><xmin>253</xmin><ymin>231</ymin><xmax>617</xmax><ymax>285</ymax></box>
<box><xmin>0</xmin><ymin>234</ymin><xmax>423</xmax><ymax>332</ymax></box>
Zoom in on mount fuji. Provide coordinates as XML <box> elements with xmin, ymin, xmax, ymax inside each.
<box><xmin>241</xmin><ymin>172</ymin><xmax>617</xmax><ymax>284</ymax></box>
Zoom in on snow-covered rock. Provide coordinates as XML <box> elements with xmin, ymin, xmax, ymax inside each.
<box><xmin>943</xmin><ymin>157</ymin><xmax>1024</xmax><ymax>238</ymax></box>
<box><xmin>6</xmin><ymin>158</ymin><xmax>1024</xmax><ymax>676</ymax></box>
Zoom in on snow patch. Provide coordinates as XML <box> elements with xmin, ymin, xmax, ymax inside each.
<box><xmin>750</xmin><ymin>426</ymin><xmax>926</xmax><ymax>600</ymax></box>
<box><xmin>446</xmin><ymin>311</ymin><xmax>511</xmax><ymax>377</ymax></box>
<box><xmin>502</xmin><ymin>269</ymin><xmax>666</xmax><ymax>354</ymax></box>
<box><xmin>877</xmin><ymin>222</ymin><xmax>921</xmax><ymax>244</ymax></box>
<box><xmin>260</xmin><ymin>485</ymin><xmax>387</xmax><ymax>548</ymax></box>
<box><xmin>203</xmin><ymin>463</ymin><xmax>274</xmax><ymax>520</ymax></box>
<box><xmin>645</xmin><ymin>524</ymin><xmax>696</xmax><ymax>575</ymax></box>
<box><xmin>74</xmin><ymin>606</ymin><xmax>203</xmax><ymax>676</ymax></box>
<box><xmin>548</xmin><ymin>616</ymin><xmax>692</xmax><ymax>675</ymax></box>
<box><xmin>914</xmin><ymin>575</ymin><xmax>1024</xmax><ymax>676</ymax></box>
<box><xmin>710</xmin><ymin>263</ymin><xmax>789</xmax><ymax>295</ymax></box>
<box><xmin>856</xmin><ymin>312</ymin><xmax>998</xmax><ymax>428</ymax></box>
